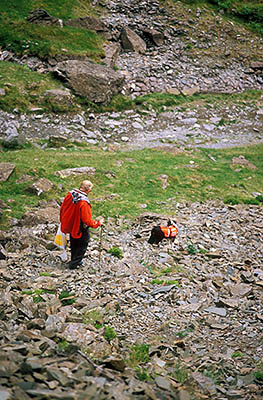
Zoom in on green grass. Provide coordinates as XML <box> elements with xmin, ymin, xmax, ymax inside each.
<box><xmin>107</xmin><ymin>247</ymin><xmax>123</xmax><ymax>259</ymax></box>
<box><xmin>104</xmin><ymin>325</ymin><xmax>117</xmax><ymax>343</ymax></box>
<box><xmin>0</xmin><ymin>0</ymin><xmax>104</xmax><ymax>60</ymax></box>
<box><xmin>0</xmin><ymin>62</ymin><xmax>67</xmax><ymax>113</ymax></box>
<box><xmin>0</xmin><ymin>143</ymin><xmax>262</xmax><ymax>229</ymax></box>
<box><xmin>129</xmin><ymin>344</ymin><xmax>150</xmax><ymax>367</ymax></box>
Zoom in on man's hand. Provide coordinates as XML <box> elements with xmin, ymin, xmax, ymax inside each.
<box><xmin>98</xmin><ymin>217</ymin><xmax>104</xmax><ymax>225</ymax></box>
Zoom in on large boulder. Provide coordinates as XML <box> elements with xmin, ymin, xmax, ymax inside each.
<box><xmin>53</xmin><ymin>60</ymin><xmax>125</xmax><ymax>104</ymax></box>
<box><xmin>121</xmin><ymin>27</ymin><xmax>147</xmax><ymax>54</ymax></box>
<box><xmin>26</xmin><ymin>8</ymin><xmax>63</xmax><ymax>27</ymax></box>
<box><xmin>21</xmin><ymin>201</ymin><xmax>60</xmax><ymax>226</ymax></box>
<box><xmin>143</xmin><ymin>28</ymin><xmax>164</xmax><ymax>46</ymax></box>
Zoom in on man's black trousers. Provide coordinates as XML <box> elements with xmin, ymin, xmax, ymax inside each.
<box><xmin>69</xmin><ymin>228</ymin><xmax>90</xmax><ymax>269</ymax></box>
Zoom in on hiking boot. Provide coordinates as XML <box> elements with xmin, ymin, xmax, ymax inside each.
<box><xmin>69</xmin><ymin>261</ymin><xmax>83</xmax><ymax>270</ymax></box>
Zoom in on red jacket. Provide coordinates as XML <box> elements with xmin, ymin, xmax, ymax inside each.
<box><xmin>60</xmin><ymin>189</ymin><xmax>101</xmax><ymax>238</ymax></box>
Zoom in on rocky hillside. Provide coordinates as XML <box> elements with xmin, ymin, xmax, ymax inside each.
<box><xmin>0</xmin><ymin>1</ymin><xmax>263</xmax><ymax>400</ymax></box>
<box><xmin>0</xmin><ymin>0</ymin><xmax>262</xmax><ymax>110</ymax></box>
<box><xmin>0</xmin><ymin>200</ymin><xmax>263</xmax><ymax>399</ymax></box>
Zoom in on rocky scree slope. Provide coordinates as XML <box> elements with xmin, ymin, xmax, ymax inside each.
<box><xmin>100</xmin><ymin>0</ymin><xmax>263</xmax><ymax>97</ymax></box>
<box><xmin>0</xmin><ymin>201</ymin><xmax>263</xmax><ymax>399</ymax></box>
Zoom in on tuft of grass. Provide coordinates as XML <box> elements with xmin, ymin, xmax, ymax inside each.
<box><xmin>21</xmin><ymin>288</ymin><xmax>56</xmax><ymax>303</ymax></box>
<box><xmin>107</xmin><ymin>247</ymin><xmax>123</xmax><ymax>259</ymax></box>
<box><xmin>170</xmin><ymin>361</ymin><xmax>189</xmax><ymax>384</ymax></box>
<box><xmin>254</xmin><ymin>370</ymin><xmax>263</xmax><ymax>381</ymax></box>
<box><xmin>104</xmin><ymin>325</ymin><xmax>117</xmax><ymax>343</ymax></box>
<box><xmin>136</xmin><ymin>366</ymin><xmax>150</xmax><ymax>381</ymax></box>
<box><xmin>58</xmin><ymin>290</ymin><xmax>75</xmax><ymax>305</ymax></box>
<box><xmin>231</xmin><ymin>351</ymin><xmax>245</xmax><ymax>358</ymax></box>
<box><xmin>84</xmin><ymin>309</ymin><xmax>104</xmax><ymax>328</ymax></box>
<box><xmin>129</xmin><ymin>344</ymin><xmax>150</xmax><ymax>367</ymax></box>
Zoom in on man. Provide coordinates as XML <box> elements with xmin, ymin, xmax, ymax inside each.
<box><xmin>60</xmin><ymin>180</ymin><xmax>104</xmax><ymax>269</ymax></box>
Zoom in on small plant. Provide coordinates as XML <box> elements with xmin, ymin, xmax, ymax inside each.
<box><xmin>40</xmin><ymin>272</ymin><xmax>51</xmax><ymax>277</ymax></box>
<box><xmin>187</xmin><ymin>243</ymin><xmax>198</xmax><ymax>255</ymax></box>
<box><xmin>136</xmin><ymin>366</ymin><xmax>150</xmax><ymax>381</ymax></box>
<box><xmin>171</xmin><ymin>361</ymin><xmax>189</xmax><ymax>384</ymax></box>
<box><xmin>84</xmin><ymin>309</ymin><xmax>104</xmax><ymax>328</ymax></box>
<box><xmin>254</xmin><ymin>370</ymin><xmax>263</xmax><ymax>381</ymax></box>
<box><xmin>166</xmin><ymin>280</ymin><xmax>179</xmax><ymax>286</ymax></box>
<box><xmin>151</xmin><ymin>278</ymin><xmax>164</xmax><ymax>285</ymax></box>
<box><xmin>231</xmin><ymin>351</ymin><xmax>245</xmax><ymax>358</ymax></box>
<box><xmin>21</xmin><ymin>288</ymin><xmax>56</xmax><ymax>303</ymax></box>
<box><xmin>104</xmin><ymin>325</ymin><xmax>117</xmax><ymax>343</ymax></box>
<box><xmin>176</xmin><ymin>327</ymin><xmax>194</xmax><ymax>338</ymax></box>
<box><xmin>129</xmin><ymin>344</ymin><xmax>150</xmax><ymax>366</ymax></box>
<box><xmin>57</xmin><ymin>339</ymin><xmax>70</xmax><ymax>351</ymax></box>
<box><xmin>107</xmin><ymin>246</ymin><xmax>123</xmax><ymax>259</ymax></box>
<box><xmin>59</xmin><ymin>290</ymin><xmax>75</xmax><ymax>306</ymax></box>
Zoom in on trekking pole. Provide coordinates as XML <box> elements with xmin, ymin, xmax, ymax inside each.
<box><xmin>99</xmin><ymin>224</ymin><xmax>103</xmax><ymax>262</ymax></box>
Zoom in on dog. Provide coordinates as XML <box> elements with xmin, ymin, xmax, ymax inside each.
<box><xmin>148</xmin><ymin>219</ymin><xmax>178</xmax><ymax>246</ymax></box>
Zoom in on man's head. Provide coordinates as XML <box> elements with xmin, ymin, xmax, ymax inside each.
<box><xmin>80</xmin><ymin>180</ymin><xmax>93</xmax><ymax>194</ymax></box>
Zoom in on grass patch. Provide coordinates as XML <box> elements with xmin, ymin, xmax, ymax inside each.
<box><xmin>58</xmin><ymin>290</ymin><xmax>76</xmax><ymax>305</ymax></box>
<box><xmin>231</xmin><ymin>351</ymin><xmax>245</xmax><ymax>358</ymax></box>
<box><xmin>21</xmin><ymin>288</ymin><xmax>57</xmax><ymax>303</ymax></box>
<box><xmin>0</xmin><ymin>143</ymin><xmax>262</xmax><ymax>229</ymax></box>
<box><xmin>170</xmin><ymin>361</ymin><xmax>189</xmax><ymax>384</ymax></box>
<box><xmin>0</xmin><ymin>62</ymin><xmax>70</xmax><ymax>113</ymax></box>
<box><xmin>0</xmin><ymin>0</ymin><xmax>104</xmax><ymax>60</ymax></box>
<box><xmin>129</xmin><ymin>344</ymin><xmax>150</xmax><ymax>367</ymax></box>
<box><xmin>173</xmin><ymin>0</ymin><xmax>263</xmax><ymax>34</ymax></box>
<box><xmin>103</xmin><ymin>325</ymin><xmax>117</xmax><ymax>343</ymax></box>
<box><xmin>84</xmin><ymin>309</ymin><xmax>104</xmax><ymax>328</ymax></box>
<box><xmin>107</xmin><ymin>246</ymin><xmax>123</xmax><ymax>259</ymax></box>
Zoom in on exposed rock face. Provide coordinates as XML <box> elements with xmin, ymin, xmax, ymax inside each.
<box><xmin>0</xmin><ymin>162</ymin><xmax>15</xmax><ymax>182</ymax></box>
<box><xmin>65</xmin><ymin>16</ymin><xmax>109</xmax><ymax>37</ymax></box>
<box><xmin>26</xmin><ymin>8</ymin><xmax>63</xmax><ymax>27</ymax></box>
<box><xmin>43</xmin><ymin>89</ymin><xmax>73</xmax><ymax>107</ymax></box>
<box><xmin>120</xmin><ymin>26</ymin><xmax>147</xmax><ymax>53</ymax></box>
<box><xmin>27</xmin><ymin>178</ymin><xmax>54</xmax><ymax>196</ymax></box>
<box><xmin>54</xmin><ymin>60</ymin><xmax>125</xmax><ymax>104</ymax></box>
<box><xmin>54</xmin><ymin>166</ymin><xmax>96</xmax><ymax>178</ymax></box>
<box><xmin>142</xmin><ymin>28</ymin><xmax>164</xmax><ymax>46</ymax></box>
<box><xmin>21</xmin><ymin>202</ymin><xmax>60</xmax><ymax>225</ymax></box>
<box><xmin>102</xmin><ymin>42</ymin><xmax>121</xmax><ymax>68</ymax></box>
